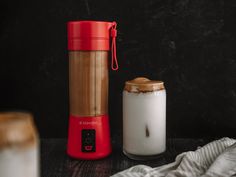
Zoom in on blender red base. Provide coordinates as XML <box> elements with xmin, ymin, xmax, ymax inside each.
<box><xmin>67</xmin><ymin>115</ymin><xmax>112</xmax><ymax>160</ymax></box>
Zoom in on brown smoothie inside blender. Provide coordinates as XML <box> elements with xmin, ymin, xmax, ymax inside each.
<box><xmin>69</xmin><ymin>51</ymin><xmax>108</xmax><ymax>117</ymax></box>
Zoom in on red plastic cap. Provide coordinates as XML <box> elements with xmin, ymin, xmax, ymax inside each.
<box><xmin>68</xmin><ymin>21</ymin><xmax>115</xmax><ymax>51</ymax></box>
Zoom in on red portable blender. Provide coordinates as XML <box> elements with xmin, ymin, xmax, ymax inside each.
<box><xmin>67</xmin><ymin>21</ymin><xmax>118</xmax><ymax>159</ymax></box>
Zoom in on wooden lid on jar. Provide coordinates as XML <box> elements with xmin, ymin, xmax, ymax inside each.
<box><xmin>0</xmin><ymin>112</ymin><xmax>38</xmax><ymax>150</ymax></box>
<box><xmin>124</xmin><ymin>77</ymin><xmax>165</xmax><ymax>92</ymax></box>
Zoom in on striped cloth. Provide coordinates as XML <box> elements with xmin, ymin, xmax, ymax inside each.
<box><xmin>111</xmin><ymin>137</ymin><xmax>236</xmax><ymax>177</ymax></box>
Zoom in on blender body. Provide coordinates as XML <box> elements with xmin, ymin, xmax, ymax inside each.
<box><xmin>67</xmin><ymin>21</ymin><xmax>117</xmax><ymax>159</ymax></box>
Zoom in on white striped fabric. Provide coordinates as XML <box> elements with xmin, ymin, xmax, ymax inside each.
<box><xmin>111</xmin><ymin>137</ymin><xmax>236</xmax><ymax>177</ymax></box>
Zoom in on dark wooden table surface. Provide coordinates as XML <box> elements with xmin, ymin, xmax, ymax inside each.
<box><xmin>41</xmin><ymin>138</ymin><xmax>210</xmax><ymax>177</ymax></box>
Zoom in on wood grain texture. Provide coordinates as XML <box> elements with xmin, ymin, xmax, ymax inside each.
<box><xmin>41</xmin><ymin>138</ymin><xmax>209</xmax><ymax>177</ymax></box>
<box><xmin>69</xmin><ymin>51</ymin><xmax>108</xmax><ymax>117</ymax></box>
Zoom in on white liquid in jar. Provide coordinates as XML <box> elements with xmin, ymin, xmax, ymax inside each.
<box><xmin>0</xmin><ymin>146</ymin><xmax>39</xmax><ymax>177</ymax></box>
<box><xmin>123</xmin><ymin>90</ymin><xmax>166</xmax><ymax>156</ymax></box>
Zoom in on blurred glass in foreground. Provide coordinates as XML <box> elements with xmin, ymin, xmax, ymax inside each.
<box><xmin>0</xmin><ymin>112</ymin><xmax>39</xmax><ymax>177</ymax></box>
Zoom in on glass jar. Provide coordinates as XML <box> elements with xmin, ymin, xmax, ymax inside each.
<box><xmin>0</xmin><ymin>112</ymin><xmax>39</xmax><ymax>177</ymax></box>
<box><xmin>123</xmin><ymin>77</ymin><xmax>166</xmax><ymax>160</ymax></box>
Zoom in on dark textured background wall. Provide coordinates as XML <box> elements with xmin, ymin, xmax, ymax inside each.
<box><xmin>0</xmin><ymin>0</ymin><xmax>236</xmax><ymax>138</ymax></box>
